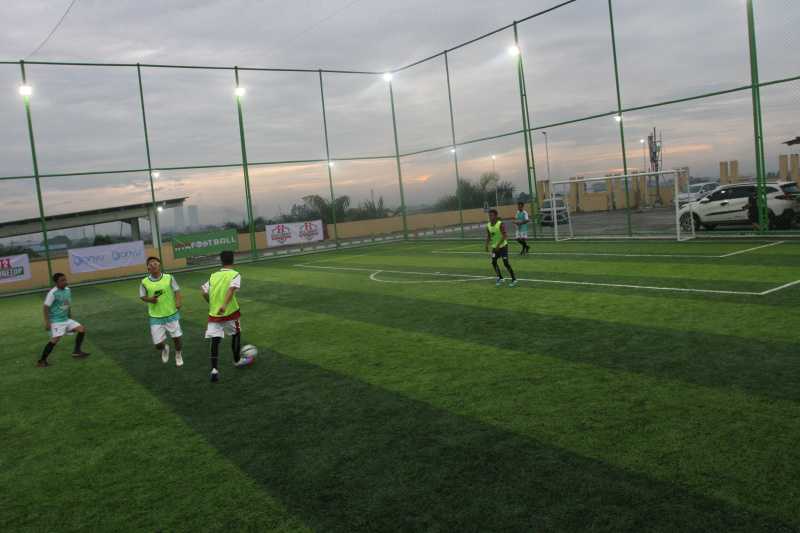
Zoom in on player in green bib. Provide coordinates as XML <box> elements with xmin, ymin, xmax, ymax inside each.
<box><xmin>201</xmin><ymin>250</ymin><xmax>245</xmax><ymax>382</ymax></box>
<box><xmin>485</xmin><ymin>209</ymin><xmax>518</xmax><ymax>287</ymax></box>
<box><xmin>139</xmin><ymin>256</ymin><xmax>183</xmax><ymax>367</ymax></box>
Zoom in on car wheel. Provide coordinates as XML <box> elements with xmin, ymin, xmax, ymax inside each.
<box><xmin>702</xmin><ymin>223</ymin><xmax>716</xmax><ymax>231</ymax></box>
<box><xmin>679</xmin><ymin>213</ymin><xmax>694</xmax><ymax>232</ymax></box>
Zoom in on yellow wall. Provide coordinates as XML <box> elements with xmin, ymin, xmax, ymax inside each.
<box><xmin>1</xmin><ymin>244</ymin><xmax>187</xmax><ymax>294</ymax></box>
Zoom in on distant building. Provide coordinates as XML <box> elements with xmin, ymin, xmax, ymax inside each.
<box><xmin>187</xmin><ymin>205</ymin><xmax>200</xmax><ymax>229</ymax></box>
<box><xmin>173</xmin><ymin>206</ymin><xmax>186</xmax><ymax>233</ymax></box>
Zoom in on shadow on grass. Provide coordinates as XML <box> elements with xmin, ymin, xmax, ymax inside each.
<box><xmin>82</xmin><ymin>292</ymin><xmax>794</xmax><ymax>532</ymax></box>
<box><xmin>242</xmin><ymin>278</ymin><xmax>800</xmax><ymax>403</ymax></box>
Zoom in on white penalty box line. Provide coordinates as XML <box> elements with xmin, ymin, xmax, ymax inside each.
<box><xmin>295</xmin><ymin>263</ymin><xmax>800</xmax><ymax>296</ymax></box>
<box><xmin>432</xmin><ymin>240</ymin><xmax>785</xmax><ymax>259</ymax></box>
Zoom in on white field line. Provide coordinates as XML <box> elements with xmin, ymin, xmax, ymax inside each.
<box><xmin>432</xmin><ymin>240</ymin><xmax>785</xmax><ymax>259</ymax></box>
<box><xmin>368</xmin><ymin>270</ymin><xmax>493</xmax><ymax>284</ymax></box>
<box><xmin>717</xmin><ymin>240</ymin><xmax>785</xmax><ymax>257</ymax></box>
<box><xmin>295</xmin><ymin>263</ymin><xmax>783</xmax><ymax>296</ymax></box>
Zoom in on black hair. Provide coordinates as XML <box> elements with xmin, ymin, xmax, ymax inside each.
<box><xmin>220</xmin><ymin>250</ymin><xmax>235</xmax><ymax>265</ymax></box>
<box><xmin>517</xmin><ymin>201</ymin><xmax>525</xmax><ymax>206</ymax></box>
<box><xmin>146</xmin><ymin>256</ymin><xmax>161</xmax><ymax>264</ymax></box>
<box><xmin>489</xmin><ymin>208</ymin><xmax>499</xmax><ymax>216</ymax></box>
<box><xmin>53</xmin><ymin>272</ymin><xmax>66</xmax><ymax>283</ymax></box>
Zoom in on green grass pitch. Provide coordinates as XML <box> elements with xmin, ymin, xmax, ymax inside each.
<box><xmin>2</xmin><ymin>239</ymin><xmax>800</xmax><ymax>532</ymax></box>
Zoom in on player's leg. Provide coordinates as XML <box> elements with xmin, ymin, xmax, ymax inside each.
<box><xmin>151</xmin><ymin>323</ymin><xmax>170</xmax><ymax>363</ymax></box>
<box><xmin>224</xmin><ymin>320</ymin><xmax>242</xmax><ymax>365</ymax></box>
<box><xmin>491</xmin><ymin>253</ymin><xmax>504</xmax><ymax>286</ymax></box>
<box><xmin>70</xmin><ymin>322</ymin><xmax>89</xmax><ymax>358</ymax></box>
<box><xmin>205</xmin><ymin>322</ymin><xmax>223</xmax><ymax>382</ymax></box>
<box><xmin>166</xmin><ymin>320</ymin><xmax>183</xmax><ymax>367</ymax></box>
<box><xmin>37</xmin><ymin>334</ymin><xmax>61</xmax><ymax>367</ymax></box>
<box><xmin>501</xmin><ymin>247</ymin><xmax>517</xmax><ymax>286</ymax></box>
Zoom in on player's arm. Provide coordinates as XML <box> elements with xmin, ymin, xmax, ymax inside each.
<box><xmin>217</xmin><ymin>286</ymin><xmax>237</xmax><ymax>315</ymax></box>
<box><xmin>172</xmin><ymin>277</ymin><xmax>182</xmax><ymax>309</ymax></box>
<box><xmin>485</xmin><ymin>229</ymin><xmax>491</xmax><ymax>252</ymax></box>
<box><xmin>499</xmin><ymin>222</ymin><xmax>509</xmax><ymax>247</ymax></box>
<box><xmin>43</xmin><ymin>304</ymin><xmax>50</xmax><ymax>331</ymax></box>
<box><xmin>139</xmin><ymin>283</ymin><xmax>158</xmax><ymax>304</ymax></box>
<box><xmin>201</xmin><ymin>281</ymin><xmax>210</xmax><ymax>303</ymax></box>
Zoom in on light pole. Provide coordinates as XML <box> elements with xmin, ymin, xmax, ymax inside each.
<box><xmin>491</xmin><ymin>155</ymin><xmax>498</xmax><ymax>205</ymax></box>
<box><xmin>640</xmin><ymin>138</ymin><xmax>647</xmax><ymax>173</ymax></box>
<box><xmin>542</xmin><ymin>131</ymin><xmax>552</xmax><ymax>183</ymax></box>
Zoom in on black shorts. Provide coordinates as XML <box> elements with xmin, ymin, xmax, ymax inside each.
<box><xmin>491</xmin><ymin>246</ymin><xmax>509</xmax><ymax>259</ymax></box>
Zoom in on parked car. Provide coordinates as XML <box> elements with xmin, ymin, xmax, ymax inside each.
<box><xmin>678</xmin><ymin>181</ymin><xmax>800</xmax><ymax>231</ymax></box>
<box><xmin>540</xmin><ymin>198</ymin><xmax>570</xmax><ymax>226</ymax></box>
<box><xmin>677</xmin><ymin>182</ymin><xmax>719</xmax><ymax>206</ymax></box>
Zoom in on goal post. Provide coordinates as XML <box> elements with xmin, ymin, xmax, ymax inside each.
<box><xmin>548</xmin><ymin>169</ymin><xmax>690</xmax><ymax>240</ymax></box>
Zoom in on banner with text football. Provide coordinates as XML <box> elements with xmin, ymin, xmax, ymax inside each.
<box><xmin>69</xmin><ymin>241</ymin><xmax>146</xmax><ymax>273</ymax></box>
<box><xmin>0</xmin><ymin>254</ymin><xmax>32</xmax><ymax>284</ymax></box>
<box><xmin>266</xmin><ymin>220</ymin><xmax>324</xmax><ymax>247</ymax></box>
<box><xmin>172</xmin><ymin>229</ymin><xmax>239</xmax><ymax>258</ymax></box>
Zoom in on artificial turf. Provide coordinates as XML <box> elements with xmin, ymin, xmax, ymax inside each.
<box><xmin>2</xmin><ymin>239</ymin><xmax>799</xmax><ymax>532</ymax></box>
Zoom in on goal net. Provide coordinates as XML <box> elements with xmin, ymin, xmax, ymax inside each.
<box><xmin>544</xmin><ymin>169</ymin><xmax>691</xmax><ymax>240</ymax></box>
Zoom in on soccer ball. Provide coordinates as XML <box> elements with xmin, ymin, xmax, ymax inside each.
<box><xmin>238</xmin><ymin>344</ymin><xmax>257</xmax><ymax>367</ymax></box>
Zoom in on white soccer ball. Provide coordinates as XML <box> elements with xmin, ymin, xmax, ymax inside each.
<box><xmin>238</xmin><ymin>344</ymin><xmax>257</xmax><ymax>367</ymax></box>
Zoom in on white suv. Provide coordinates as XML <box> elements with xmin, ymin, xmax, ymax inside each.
<box><xmin>677</xmin><ymin>182</ymin><xmax>719</xmax><ymax>206</ymax></box>
<box><xmin>679</xmin><ymin>181</ymin><xmax>800</xmax><ymax>231</ymax></box>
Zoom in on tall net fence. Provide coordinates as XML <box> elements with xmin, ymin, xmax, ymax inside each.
<box><xmin>1</xmin><ymin>0</ymin><xmax>799</xmax><ymax>293</ymax></box>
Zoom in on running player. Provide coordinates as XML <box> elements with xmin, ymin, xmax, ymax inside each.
<box><xmin>201</xmin><ymin>250</ymin><xmax>244</xmax><ymax>382</ymax></box>
<box><xmin>37</xmin><ymin>273</ymin><xmax>89</xmax><ymax>367</ymax></box>
<box><xmin>139</xmin><ymin>256</ymin><xmax>183</xmax><ymax>367</ymax></box>
<box><xmin>513</xmin><ymin>201</ymin><xmax>531</xmax><ymax>255</ymax></box>
<box><xmin>485</xmin><ymin>209</ymin><xmax>518</xmax><ymax>288</ymax></box>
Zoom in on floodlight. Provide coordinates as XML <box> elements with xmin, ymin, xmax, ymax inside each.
<box><xmin>382</xmin><ymin>73</ymin><xmax>393</xmax><ymax>82</ymax></box>
<box><xmin>157</xmin><ymin>206</ymin><xmax>164</xmax><ymax>212</ymax></box>
<box><xmin>614</xmin><ymin>115</ymin><xmax>622</xmax><ymax>122</ymax></box>
<box><xmin>491</xmin><ymin>155</ymin><xmax>496</xmax><ymax>160</ymax></box>
<box><xmin>507</xmin><ymin>45</ymin><xmax>521</xmax><ymax>57</ymax></box>
<box><xmin>234</xmin><ymin>87</ymin><xmax>246</xmax><ymax>97</ymax></box>
<box><xmin>450</xmin><ymin>148</ymin><xmax>456</xmax><ymax>154</ymax></box>
<box><xmin>151</xmin><ymin>171</ymin><xmax>160</xmax><ymax>178</ymax></box>
<box><xmin>19</xmin><ymin>85</ymin><xmax>33</xmax><ymax>96</ymax></box>
<box><xmin>328</xmin><ymin>161</ymin><xmax>335</xmax><ymax>168</ymax></box>
<box><xmin>639</xmin><ymin>139</ymin><xmax>645</xmax><ymax>144</ymax></box>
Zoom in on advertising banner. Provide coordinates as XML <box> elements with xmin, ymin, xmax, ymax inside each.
<box><xmin>172</xmin><ymin>229</ymin><xmax>239</xmax><ymax>258</ymax></box>
<box><xmin>69</xmin><ymin>241</ymin><xmax>146</xmax><ymax>273</ymax></box>
<box><xmin>0</xmin><ymin>254</ymin><xmax>32</xmax><ymax>284</ymax></box>
<box><xmin>266</xmin><ymin>220</ymin><xmax>324</xmax><ymax>248</ymax></box>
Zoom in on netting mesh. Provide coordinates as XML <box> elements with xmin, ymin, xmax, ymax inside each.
<box><xmin>1</xmin><ymin>0</ymin><xmax>798</xmax><ymax>293</ymax></box>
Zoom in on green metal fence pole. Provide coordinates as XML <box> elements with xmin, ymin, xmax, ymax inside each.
<box><xmin>746</xmin><ymin>0</ymin><xmax>768</xmax><ymax>233</ymax></box>
<box><xmin>19</xmin><ymin>60</ymin><xmax>52</xmax><ymax>280</ymax></box>
<box><xmin>387</xmin><ymin>77</ymin><xmax>409</xmax><ymax>239</ymax></box>
<box><xmin>513</xmin><ymin>22</ymin><xmax>540</xmax><ymax>239</ymax></box>
<box><xmin>234</xmin><ymin>66</ymin><xmax>257</xmax><ymax>257</ymax></box>
<box><xmin>443</xmin><ymin>52</ymin><xmax>465</xmax><ymax>238</ymax></box>
<box><xmin>136</xmin><ymin>64</ymin><xmax>163</xmax><ymax>263</ymax></box>
<box><xmin>318</xmin><ymin>70</ymin><xmax>340</xmax><ymax>246</ymax></box>
<box><xmin>607</xmin><ymin>0</ymin><xmax>632</xmax><ymax>237</ymax></box>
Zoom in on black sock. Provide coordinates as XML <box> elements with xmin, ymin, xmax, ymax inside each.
<box><xmin>40</xmin><ymin>342</ymin><xmax>55</xmax><ymax>361</ymax></box>
<box><xmin>503</xmin><ymin>259</ymin><xmax>516</xmax><ymax>281</ymax></box>
<box><xmin>231</xmin><ymin>333</ymin><xmax>241</xmax><ymax>363</ymax></box>
<box><xmin>210</xmin><ymin>337</ymin><xmax>221</xmax><ymax>370</ymax></box>
<box><xmin>73</xmin><ymin>332</ymin><xmax>85</xmax><ymax>353</ymax></box>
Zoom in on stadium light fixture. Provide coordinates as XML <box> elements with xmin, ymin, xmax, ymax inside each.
<box><xmin>19</xmin><ymin>85</ymin><xmax>33</xmax><ymax>96</ymax></box>
<box><xmin>234</xmin><ymin>86</ymin><xmax>246</xmax><ymax>97</ymax></box>
<box><xmin>328</xmin><ymin>161</ymin><xmax>335</xmax><ymax>168</ymax></box>
<box><xmin>382</xmin><ymin>72</ymin><xmax>393</xmax><ymax>82</ymax></box>
<box><xmin>639</xmin><ymin>139</ymin><xmax>645</xmax><ymax>144</ymax></box>
<box><xmin>614</xmin><ymin>115</ymin><xmax>622</xmax><ymax>122</ymax></box>
<box><xmin>507</xmin><ymin>45</ymin><xmax>521</xmax><ymax>57</ymax></box>
<box><xmin>450</xmin><ymin>148</ymin><xmax>456</xmax><ymax>154</ymax></box>
<box><xmin>157</xmin><ymin>206</ymin><xmax>164</xmax><ymax>212</ymax></box>
<box><xmin>151</xmin><ymin>171</ymin><xmax>160</xmax><ymax>178</ymax></box>
<box><xmin>491</xmin><ymin>155</ymin><xmax>496</xmax><ymax>160</ymax></box>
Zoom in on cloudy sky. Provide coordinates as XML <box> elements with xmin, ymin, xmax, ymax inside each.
<box><xmin>1</xmin><ymin>0</ymin><xmax>797</xmax><ymax>228</ymax></box>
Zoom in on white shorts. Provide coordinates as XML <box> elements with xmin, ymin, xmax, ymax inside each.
<box><xmin>205</xmin><ymin>319</ymin><xmax>241</xmax><ymax>339</ymax></box>
<box><xmin>150</xmin><ymin>320</ymin><xmax>183</xmax><ymax>345</ymax></box>
<box><xmin>50</xmin><ymin>319</ymin><xmax>81</xmax><ymax>339</ymax></box>
<box><xmin>515</xmin><ymin>229</ymin><xmax>529</xmax><ymax>240</ymax></box>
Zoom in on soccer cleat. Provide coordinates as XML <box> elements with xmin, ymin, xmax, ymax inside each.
<box><xmin>509</xmin><ymin>280</ymin><xmax>518</xmax><ymax>288</ymax></box>
<box><xmin>36</xmin><ymin>359</ymin><xmax>49</xmax><ymax>368</ymax></box>
<box><xmin>71</xmin><ymin>351</ymin><xmax>90</xmax><ymax>358</ymax></box>
<box><xmin>175</xmin><ymin>351</ymin><xmax>184</xmax><ymax>367</ymax></box>
<box><xmin>495</xmin><ymin>278</ymin><xmax>504</xmax><ymax>287</ymax></box>
<box><xmin>210</xmin><ymin>368</ymin><xmax>219</xmax><ymax>382</ymax></box>
<box><xmin>161</xmin><ymin>345</ymin><xmax>170</xmax><ymax>364</ymax></box>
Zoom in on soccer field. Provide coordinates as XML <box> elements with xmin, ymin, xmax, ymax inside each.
<box><xmin>3</xmin><ymin>239</ymin><xmax>800</xmax><ymax>532</ymax></box>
